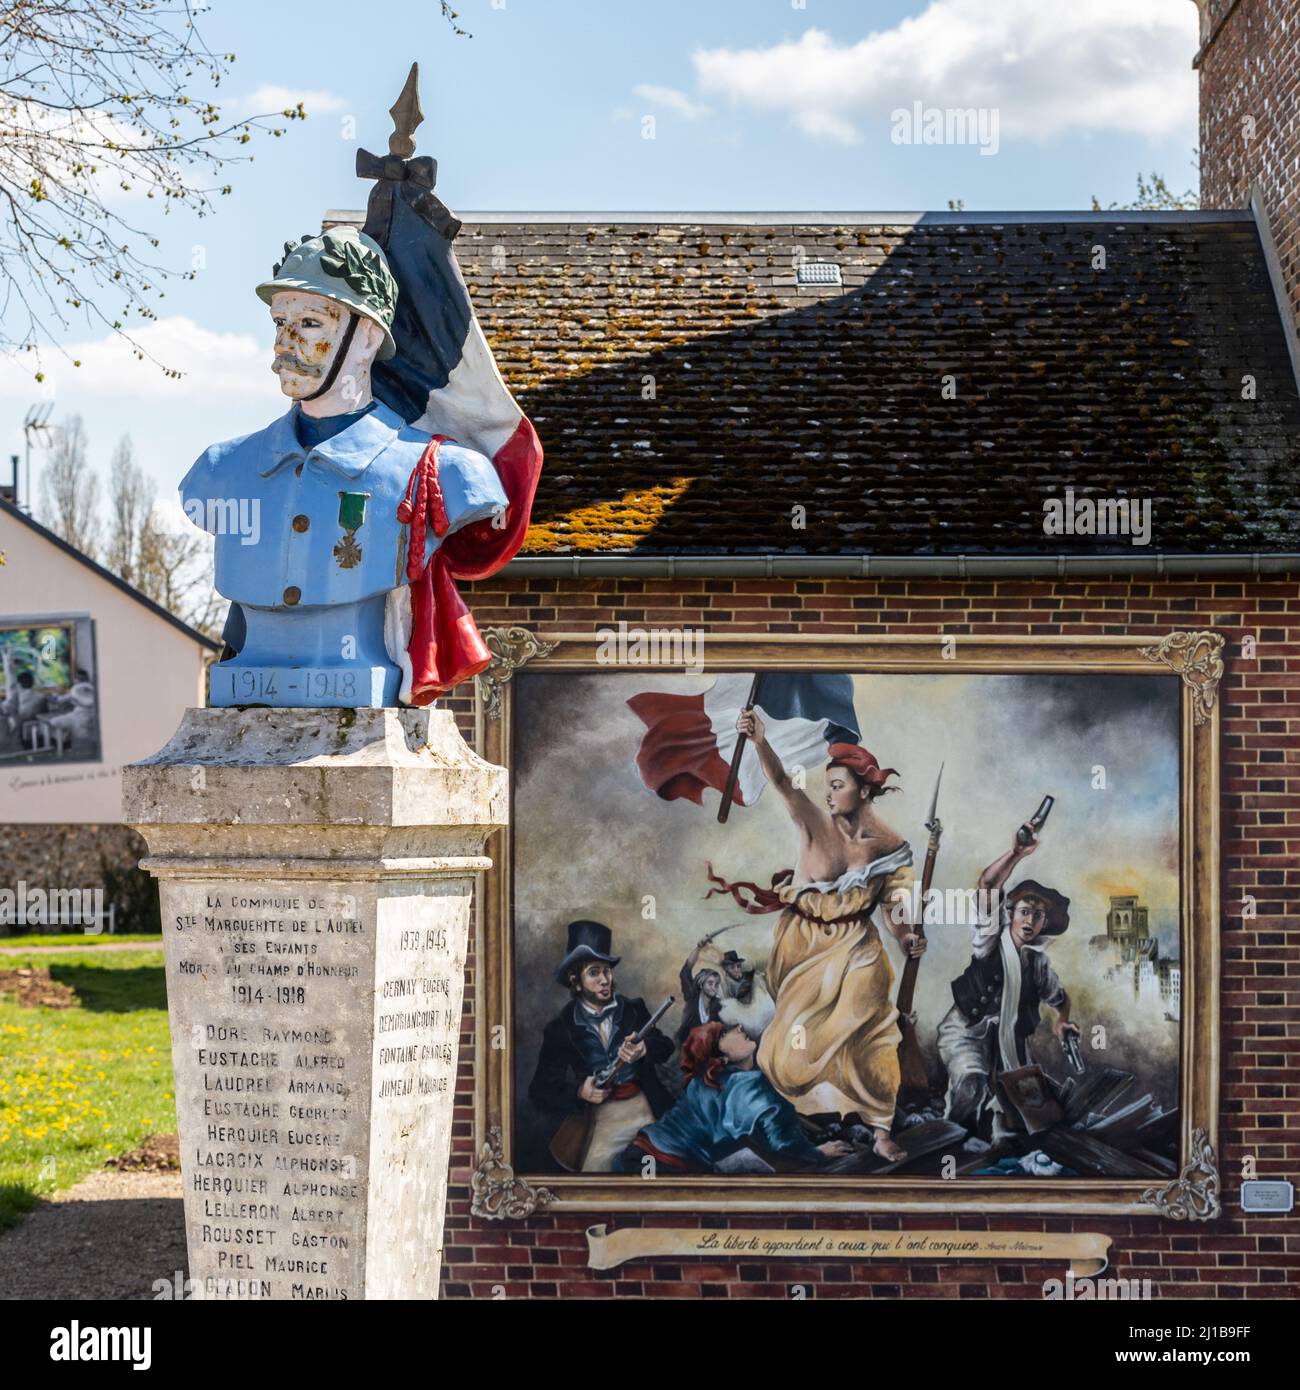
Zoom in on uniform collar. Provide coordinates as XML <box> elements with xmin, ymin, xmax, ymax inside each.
<box><xmin>257</xmin><ymin>400</ymin><xmax>403</xmax><ymax>479</ymax></box>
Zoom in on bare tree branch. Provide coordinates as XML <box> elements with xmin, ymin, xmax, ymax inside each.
<box><xmin>37</xmin><ymin>413</ymin><xmax>99</xmax><ymax>557</ymax></box>
<box><xmin>136</xmin><ymin>509</ymin><xmax>223</xmax><ymax>637</ymax></box>
<box><xmin>105</xmin><ymin>433</ymin><xmax>147</xmax><ymax>582</ymax></box>
<box><xmin>1</xmin><ymin>3</ymin><xmax>468</xmax><ymax>375</ymax></box>
<box><xmin>1092</xmin><ymin>161</ymin><xmax>1201</xmax><ymax>213</ymax></box>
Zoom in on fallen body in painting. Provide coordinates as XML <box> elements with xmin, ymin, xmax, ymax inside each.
<box><xmin>615</xmin><ymin>1020</ymin><xmax>856</xmax><ymax>1175</ymax></box>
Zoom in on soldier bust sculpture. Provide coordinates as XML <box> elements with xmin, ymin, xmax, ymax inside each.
<box><xmin>182</xmin><ymin>67</ymin><xmax>542</xmax><ymax>710</ymax></box>
<box><xmin>182</xmin><ymin>227</ymin><xmax>508</xmax><ymax>709</ymax></box>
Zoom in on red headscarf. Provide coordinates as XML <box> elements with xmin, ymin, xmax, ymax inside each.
<box><xmin>827</xmin><ymin>742</ymin><xmax>898</xmax><ymax>788</ymax></box>
<box><xmin>681</xmin><ymin>1022</ymin><xmax>727</xmax><ymax>1089</ymax></box>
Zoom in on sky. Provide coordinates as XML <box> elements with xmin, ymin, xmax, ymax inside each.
<box><xmin>0</xmin><ymin>0</ymin><xmax>1202</xmax><ymax>522</ymax></box>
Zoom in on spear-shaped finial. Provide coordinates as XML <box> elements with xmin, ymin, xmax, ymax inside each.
<box><xmin>388</xmin><ymin>63</ymin><xmax>424</xmax><ymax>159</ymax></box>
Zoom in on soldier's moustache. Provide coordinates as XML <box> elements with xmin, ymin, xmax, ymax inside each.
<box><xmin>273</xmin><ymin>353</ymin><xmax>324</xmax><ymax>378</ymax></box>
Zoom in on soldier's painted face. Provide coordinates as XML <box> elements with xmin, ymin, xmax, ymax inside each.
<box><xmin>270</xmin><ymin>290</ymin><xmax>348</xmax><ymax>398</ymax></box>
<box><xmin>1010</xmin><ymin>894</ymin><xmax>1049</xmax><ymax>946</ymax></box>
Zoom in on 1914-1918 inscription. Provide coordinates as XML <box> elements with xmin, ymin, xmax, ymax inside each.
<box><xmin>163</xmin><ymin>883</ymin><xmax>462</xmax><ymax>1299</ymax></box>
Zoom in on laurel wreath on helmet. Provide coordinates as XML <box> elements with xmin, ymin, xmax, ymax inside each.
<box><xmin>270</xmin><ymin>234</ymin><xmax>397</xmax><ymax>324</ymax></box>
<box><xmin>319</xmin><ymin>235</ymin><xmax>397</xmax><ymax>323</ymax></box>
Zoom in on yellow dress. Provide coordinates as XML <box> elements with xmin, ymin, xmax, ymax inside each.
<box><xmin>756</xmin><ymin>847</ymin><xmax>914</xmax><ymax>1129</ymax></box>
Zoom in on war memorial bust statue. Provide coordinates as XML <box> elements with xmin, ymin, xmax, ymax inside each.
<box><xmin>181</xmin><ymin>83</ymin><xmax>542</xmax><ymax>710</ymax></box>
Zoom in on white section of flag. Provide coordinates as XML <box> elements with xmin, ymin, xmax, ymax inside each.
<box><xmin>415</xmin><ymin>313</ymin><xmax>523</xmax><ymax>461</ymax></box>
<box><xmin>705</xmin><ymin>674</ymin><xmax>833</xmax><ymax>805</ymax></box>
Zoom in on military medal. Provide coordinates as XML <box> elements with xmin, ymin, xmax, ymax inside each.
<box><xmin>334</xmin><ymin>491</ymin><xmax>368</xmax><ymax>569</ymax></box>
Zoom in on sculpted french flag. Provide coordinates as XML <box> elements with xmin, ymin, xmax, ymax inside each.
<box><xmin>367</xmin><ymin>167</ymin><xmax>543</xmax><ymax>704</ymax></box>
<box><xmin>628</xmin><ymin>673</ymin><xmax>860</xmax><ymax>808</ymax></box>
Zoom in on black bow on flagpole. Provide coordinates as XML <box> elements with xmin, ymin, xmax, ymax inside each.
<box><xmin>356</xmin><ymin>63</ymin><xmax>461</xmax><ymax>247</ymax></box>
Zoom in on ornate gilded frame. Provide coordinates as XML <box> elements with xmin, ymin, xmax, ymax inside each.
<box><xmin>472</xmin><ymin>630</ymin><xmax>1223</xmax><ymax>1219</ymax></box>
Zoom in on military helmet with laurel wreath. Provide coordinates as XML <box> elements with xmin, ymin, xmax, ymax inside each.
<box><xmin>256</xmin><ymin>226</ymin><xmax>399</xmax><ymax>360</ymax></box>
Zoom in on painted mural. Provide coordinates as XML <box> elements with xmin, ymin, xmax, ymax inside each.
<box><xmin>511</xmin><ymin>668</ymin><xmax>1184</xmax><ymax>1187</ymax></box>
<box><xmin>0</xmin><ymin>618</ymin><xmax>101</xmax><ymax>766</ymax></box>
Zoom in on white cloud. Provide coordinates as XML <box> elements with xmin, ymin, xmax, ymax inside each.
<box><xmin>239</xmin><ymin>86</ymin><xmax>348</xmax><ymax>117</ymax></box>
<box><xmin>632</xmin><ymin>84</ymin><xmax>713</xmax><ymax>121</ymax></box>
<box><xmin>0</xmin><ymin>317</ymin><xmax>267</xmax><ymax>402</ymax></box>
<box><xmin>692</xmin><ymin>0</ymin><xmax>1197</xmax><ymax>145</ymax></box>
<box><xmin>1</xmin><ymin>101</ymin><xmax>175</xmax><ymax>204</ymax></box>
<box><xmin>794</xmin><ymin>109</ymin><xmax>861</xmax><ymax>146</ymax></box>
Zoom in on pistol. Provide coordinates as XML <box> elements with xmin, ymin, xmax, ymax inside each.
<box><xmin>1016</xmin><ymin>795</ymin><xmax>1055</xmax><ymax>847</ymax></box>
<box><xmin>1061</xmin><ymin>1028</ymin><xmax>1086</xmax><ymax>1075</ymax></box>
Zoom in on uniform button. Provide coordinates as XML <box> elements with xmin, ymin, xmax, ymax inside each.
<box><xmin>292</xmin><ymin>514</ymin><xmax>310</xmax><ymax>533</ymax></box>
<box><xmin>283</xmin><ymin>586</ymin><xmax>301</xmax><ymax>606</ymax></box>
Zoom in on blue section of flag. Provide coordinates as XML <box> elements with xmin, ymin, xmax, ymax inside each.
<box><xmin>371</xmin><ymin>183</ymin><xmax>474</xmax><ymax>424</ymax></box>
<box><xmin>755</xmin><ymin>673</ymin><xmax>859</xmax><ymax>745</ymax></box>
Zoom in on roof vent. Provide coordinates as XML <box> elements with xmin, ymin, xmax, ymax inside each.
<box><xmin>797</xmin><ymin>260</ymin><xmax>842</xmax><ymax>286</ymax></box>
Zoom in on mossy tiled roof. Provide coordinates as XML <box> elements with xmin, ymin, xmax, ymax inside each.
<box><xmin>349</xmin><ymin>212</ymin><xmax>1300</xmax><ymax>555</ymax></box>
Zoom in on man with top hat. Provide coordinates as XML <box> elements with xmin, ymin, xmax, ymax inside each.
<box><xmin>180</xmin><ymin>225</ymin><xmax>509</xmax><ymax>709</ymax></box>
<box><xmin>719</xmin><ymin>948</ymin><xmax>755</xmax><ymax>1001</ymax></box>
<box><xmin>937</xmin><ymin>820</ymin><xmax>1080</xmax><ymax>1137</ymax></box>
<box><xmin>528</xmin><ymin>920</ymin><xmax>674</xmax><ymax>1173</ymax></box>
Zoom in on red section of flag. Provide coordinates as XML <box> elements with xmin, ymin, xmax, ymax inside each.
<box><xmin>399</xmin><ymin>418</ymin><xmax>543</xmax><ymax>705</ymax></box>
<box><xmin>627</xmin><ymin>690</ymin><xmax>747</xmax><ymax>807</ymax></box>
<box><xmin>442</xmin><ymin>416</ymin><xmax>544</xmax><ymax>580</ymax></box>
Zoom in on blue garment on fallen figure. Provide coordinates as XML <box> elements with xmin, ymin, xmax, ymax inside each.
<box><xmin>638</xmin><ymin>1066</ymin><xmax>823</xmax><ymax>1170</ymax></box>
<box><xmin>973</xmin><ymin>1153</ymin><xmax>1079</xmax><ymax>1178</ymax></box>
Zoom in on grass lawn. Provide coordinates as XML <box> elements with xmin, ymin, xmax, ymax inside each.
<box><xmin>0</xmin><ymin>933</ymin><xmax>163</xmax><ymax>949</ymax></box>
<box><xmin>0</xmin><ymin>949</ymin><xmax>175</xmax><ymax>1230</ymax></box>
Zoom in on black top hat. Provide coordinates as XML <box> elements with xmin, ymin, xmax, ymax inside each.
<box><xmin>720</xmin><ymin>950</ymin><xmax>745</xmax><ymax>965</ymax></box>
<box><xmin>1005</xmin><ymin>880</ymin><xmax>1070</xmax><ymax>936</ymax></box>
<box><xmin>554</xmin><ymin>920</ymin><xmax>621</xmax><ymax>986</ymax></box>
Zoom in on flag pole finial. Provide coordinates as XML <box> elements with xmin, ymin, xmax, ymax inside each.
<box><xmin>388</xmin><ymin>63</ymin><xmax>424</xmax><ymax>160</ymax></box>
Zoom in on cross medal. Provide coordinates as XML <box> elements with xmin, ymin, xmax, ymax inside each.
<box><xmin>334</xmin><ymin>491</ymin><xmax>368</xmax><ymax>569</ymax></box>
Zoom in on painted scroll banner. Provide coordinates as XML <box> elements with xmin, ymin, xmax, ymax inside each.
<box><xmin>586</xmin><ymin>1225</ymin><xmax>1112</xmax><ymax>1277</ymax></box>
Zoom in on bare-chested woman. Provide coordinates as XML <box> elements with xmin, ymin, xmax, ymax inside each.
<box><xmin>730</xmin><ymin>708</ymin><xmax>925</xmax><ymax>1162</ymax></box>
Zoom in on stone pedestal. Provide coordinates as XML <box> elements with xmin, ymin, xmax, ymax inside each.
<box><xmin>122</xmin><ymin>707</ymin><xmax>506</xmax><ymax>1300</ymax></box>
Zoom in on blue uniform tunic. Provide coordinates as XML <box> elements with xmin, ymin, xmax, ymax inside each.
<box><xmin>181</xmin><ymin>399</ymin><xmax>507</xmax><ymax>707</ymax></box>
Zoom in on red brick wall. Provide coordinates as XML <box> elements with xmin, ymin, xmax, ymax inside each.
<box><xmin>1198</xmin><ymin>0</ymin><xmax>1300</xmax><ymax>323</ymax></box>
<box><xmin>438</xmin><ymin>572</ymin><xmax>1299</xmax><ymax>1299</ymax></box>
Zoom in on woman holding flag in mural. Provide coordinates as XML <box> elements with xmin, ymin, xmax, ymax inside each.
<box><xmin>709</xmin><ymin>709</ymin><xmax>925</xmax><ymax>1162</ymax></box>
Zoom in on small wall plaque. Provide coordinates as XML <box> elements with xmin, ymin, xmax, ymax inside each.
<box><xmin>1240</xmin><ymin>1180</ymin><xmax>1293</xmax><ymax>1213</ymax></box>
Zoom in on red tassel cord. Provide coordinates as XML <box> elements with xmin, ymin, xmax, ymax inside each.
<box><xmin>396</xmin><ymin>436</ymin><xmax>492</xmax><ymax>705</ymax></box>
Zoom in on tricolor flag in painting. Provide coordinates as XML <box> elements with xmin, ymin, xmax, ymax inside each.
<box><xmin>628</xmin><ymin>673</ymin><xmax>860</xmax><ymax>809</ymax></box>
<box><xmin>360</xmin><ymin>146</ymin><xmax>543</xmax><ymax>704</ymax></box>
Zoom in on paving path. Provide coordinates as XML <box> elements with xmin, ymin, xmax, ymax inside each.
<box><xmin>0</xmin><ymin>1170</ymin><xmax>185</xmax><ymax>1301</ymax></box>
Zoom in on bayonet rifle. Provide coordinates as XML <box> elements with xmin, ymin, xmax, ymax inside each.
<box><xmin>896</xmin><ymin>762</ymin><xmax>942</xmax><ymax>1100</ymax></box>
